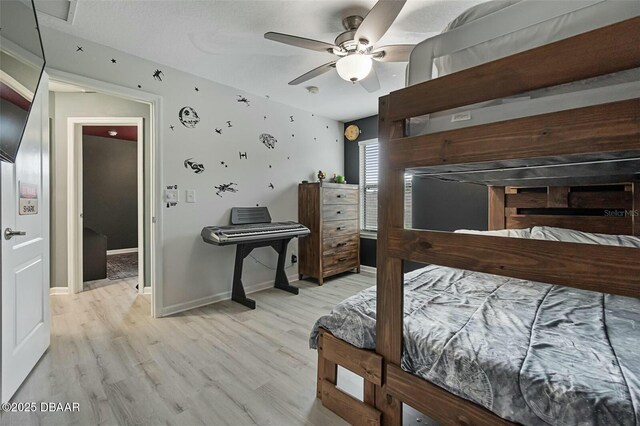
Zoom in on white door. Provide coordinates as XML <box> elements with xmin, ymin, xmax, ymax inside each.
<box><xmin>1</xmin><ymin>73</ymin><xmax>50</xmax><ymax>403</ymax></box>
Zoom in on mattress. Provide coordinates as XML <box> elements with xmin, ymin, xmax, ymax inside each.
<box><xmin>310</xmin><ymin>265</ymin><xmax>640</xmax><ymax>425</ymax></box>
<box><xmin>405</xmin><ymin>0</ymin><xmax>640</xmax><ymax>138</ymax></box>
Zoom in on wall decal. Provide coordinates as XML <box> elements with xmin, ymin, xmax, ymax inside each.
<box><xmin>291</xmin><ymin>134</ymin><xmax>295</xmax><ymax>137</ymax></box>
<box><xmin>153</xmin><ymin>69</ymin><xmax>164</xmax><ymax>81</ymax></box>
<box><xmin>237</xmin><ymin>95</ymin><xmax>250</xmax><ymax>106</ymax></box>
<box><xmin>314</xmin><ymin>137</ymin><xmax>317</xmax><ymax>141</ymax></box>
<box><xmin>265</xmin><ymin>95</ymin><xmax>270</xmax><ymax>99</ymax></box>
<box><xmin>184</xmin><ymin>158</ymin><xmax>205</xmax><ymax>174</ymax></box>
<box><xmin>287</xmin><ymin>156</ymin><xmax>290</xmax><ymax>160</ymax></box>
<box><xmin>215</xmin><ymin>182</ymin><xmax>238</xmax><ymax>197</ymax></box>
<box><xmin>220</xmin><ymin>161</ymin><xmax>228</xmax><ymax>168</ymax></box>
<box><xmin>326</xmin><ymin>125</ymin><xmax>329</xmax><ymax>129</ymax></box>
<box><xmin>259</xmin><ymin>133</ymin><xmax>277</xmax><ymax>149</ymax></box>
<box><xmin>239</xmin><ymin>152</ymin><xmax>247</xmax><ymax>159</ymax></box>
<box><xmin>76</xmin><ymin>46</ymin><xmax>84</xmax><ymax>52</ymax></box>
<box><xmin>137</xmin><ymin>84</ymin><xmax>142</xmax><ymax>89</ymax></box>
<box><xmin>289</xmin><ymin>116</ymin><xmax>294</xmax><ymax>122</ymax></box>
<box><xmin>170</xmin><ymin>125</ymin><xmax>175</xmax><ymax>131</ymax></box>
<box><xmin>179</xmin><ymin>106</ymin><xmax>200</xmax><ymax>128</ymax></box>
<box><xmin>215</xmin><ymin>128</ymin><xmax>222</xmax><ymax>135</ymax></box>
<box><xmin>268</xmin><ymin>165</ymin><xmax>272</xmax><ymax>169</ymax></box>
<box><xmin>111</xmin><ymin>58</ymin><xmax>117</xmax><ymax>64</ymax></box>
<box><xmin>268</xmin><ymin>183</ymin><xmax>274</xmax><ymax>189</ymax></box>
<box><xmin>227</xmin><ymin>121</ymin><xmax>233</xmax><ymax>128</ymax></box>
<box><xmin>195</xmin><ymin>87</ymin><xmax>199</xmax><ymax>92</ymax></box>
<box><xmin>263</xmin><ymin>116</ymin><xmax>267</xmax><ymax>120</ymax></box>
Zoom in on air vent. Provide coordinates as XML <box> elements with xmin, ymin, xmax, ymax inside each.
<box><xmin>35</xmin><ymin>0</ymin><xmax>77</xmax><ymax>24</ymax></box>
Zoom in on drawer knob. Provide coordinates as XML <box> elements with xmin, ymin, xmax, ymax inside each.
<box><xmin>337</xmin><ymin>195</ymin><xmax>343</xmax><ymax>198</ymax></box>
<box><xmin>338</xmin><ymin>257</ymin><xmax>348</xmax><ymax>262</ymax></box>
<box><xmin>337</xmin><ymin>211</ymin><xmax>342</xmax><ymax>214</ymax></box>
<box><xmin>336</xmin><ymin>242</ymin><xmax>346</xmax><ymax>247</ymax></box>
<box><xmin>337</xmin><ymin>226</ymin><xmax>344</xmax><ymax>230</ymax></box>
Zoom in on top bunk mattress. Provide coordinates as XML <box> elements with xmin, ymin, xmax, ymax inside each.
<box><xmin>406</xmin><ymin>0</ymin><xmax>640</xmax><ymax>138</ymax></box>
<box><xmin>310</xmin><ymin>264</ymin><xmax>640</xmax><ymax>425</ymax></box>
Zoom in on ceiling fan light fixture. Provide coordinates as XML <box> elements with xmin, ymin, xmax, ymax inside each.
<box><xmin>336</xmin><ymin>54</ymin><xmax>372</xmax><ymax>83</ymax></box>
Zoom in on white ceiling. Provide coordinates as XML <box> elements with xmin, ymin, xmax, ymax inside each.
<box><xmin>36</xmin><ymin>0</ymin><xmax>486</xmax><ymax>121</ymax></box>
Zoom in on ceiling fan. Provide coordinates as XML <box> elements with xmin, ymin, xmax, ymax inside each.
<box><xmin>264</xmin><ymin>0</ymin><xmax>413</xmax><ymax>92</ymax></box>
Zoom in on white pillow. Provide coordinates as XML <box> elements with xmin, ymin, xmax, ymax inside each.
<box><xmin>454</xmin><ymin>228</ymin><xmax>531</xmax><ymax>238</ymax></box>
<box><xmin>531</xmin><ymin>226</ymin><xmax>640</xmax><ymax>248</ymax></box>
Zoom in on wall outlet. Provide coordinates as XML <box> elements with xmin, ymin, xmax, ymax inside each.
<box><xmin>291</xmin><ymin>254</ymin><xmax>297</xmax><ymax>264</ymax></box>
<box><xmin>186</xmin><ymin>189</ymin><xmax>196</xmax><ymax>203</ymax></box>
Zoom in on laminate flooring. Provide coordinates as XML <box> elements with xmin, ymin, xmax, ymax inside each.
<box><xmin>1</xmin><ymin>273</ymin><xmax>434</xmax><ymax>426</ymax></box>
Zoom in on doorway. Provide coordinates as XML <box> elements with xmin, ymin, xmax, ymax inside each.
<box><xmin>48</xmin><ymin>70</ymin><xmax>161</xmax><ymax>318</ymax></box>
<box><xmin>79</xmin><ymin>120</ymin><xmax>144</xmax><ymax>292</ymax></box>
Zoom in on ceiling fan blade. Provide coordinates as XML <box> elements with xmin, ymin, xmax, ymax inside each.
<box><xmin>358</xmin><ymin>66</ymin><xmax>380</xmax><ymax>93</ymax></box>
<box><xmin>372</xmin><ymin>44</ymin><xmax>415</xmax><ymax>62</ymax></box>
<box><xmin>354</xmin><ymin>0</ymin><xmax>407</xmax><ymax>47</ymax></box>
<box><xmin>265</xmin><ymin>32</ymin><xmax>338</xmax><ymax>53</ymax></box>
<box><xmin>289</xmin><ymin>61</ymin><xmax>336</xmax><ymax>85</ymax></box>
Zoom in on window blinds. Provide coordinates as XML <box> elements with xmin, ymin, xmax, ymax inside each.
<box><xmin>359</xmin><ymin>140</ymin><xmax>412</xmax><ymax>233</ymax></box>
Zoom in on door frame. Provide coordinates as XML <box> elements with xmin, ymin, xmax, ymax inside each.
<box><xmin>68</xmin><ymin>117</ymin><xmax>144</xmax><ymax>291</ymax></box>
<box><xmin>50</xmin><ymin>68</ymin><xmax>163</xmax><ymax>318</ymax></box>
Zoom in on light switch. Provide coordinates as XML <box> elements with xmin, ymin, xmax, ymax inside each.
<box><xmin>186</xmin><ymin>189</ymin><xmax>196</xmax><ymax>203</ymax></box>
<box><xmin>164</xmin><ymin>189</ymin><xmax>179</xmax><ymax>203</ymax></box>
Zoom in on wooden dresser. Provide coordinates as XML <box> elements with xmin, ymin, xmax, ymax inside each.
<box><xmin>298</xmin><ymin>182</ymin><xmax>360</xmax><ymax>284</ymax></box>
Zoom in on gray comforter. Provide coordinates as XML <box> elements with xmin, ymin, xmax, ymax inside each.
<box><xmin>310</xmin><ymin>265</ymin><xmax>640</xmax><ymax>425</ymax></box>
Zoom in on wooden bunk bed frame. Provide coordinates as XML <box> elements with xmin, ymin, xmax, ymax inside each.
<box><xmin>316</xmin><ymin>17</ymin><xmax>640</xmax><ymax>426</ymax></box>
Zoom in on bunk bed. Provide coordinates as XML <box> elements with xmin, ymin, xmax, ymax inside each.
<box><xmin>310</xmin><ymin>1</ymin><xmax>640</xmax><ymax>424</ymax></box>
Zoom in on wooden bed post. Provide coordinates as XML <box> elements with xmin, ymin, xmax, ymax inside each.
<box><xmin>633</xmin><ymin>181</ymin><xmax>639</xmax><ymax>237</ymax></box>
<box><xmin>488</xmin><ymin>187</ymin><xmax>506</xmax><ymax>230</ymax></box>
<box><xmin>375</xmin><ymin>96</ymin><xmax>405</xmax><ymax>426</ymax></box>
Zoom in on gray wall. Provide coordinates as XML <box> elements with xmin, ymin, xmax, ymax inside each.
<box><xmin>50</xmin><ymin>91</ymin><xmax>150</xmax><ymax>287</ymax></box>
<box><xmin>42</xmin><ymin>27</ymin><xmax>344</xmax><ymax>312</ymax></box>
<box><xmin>83</xmin><ymin>135</ymin><xmax>138</xmax><ymax>250</ymax></box>
<box><xmin>343</xmin><ymin>115</ymin><xmax>488</xmax><ymax>268</ymax></box>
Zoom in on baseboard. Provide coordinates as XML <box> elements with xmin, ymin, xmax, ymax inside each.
<box><xmin>107</xmin><ymin>248</ymin><xmax>138</xmax><ymax>256</ymax></box>
<box><xmin>359</xmin><ymin>265</ymin><xmax>376</xmax><ymax>277</ymax></box>
<box><xmin>50</xmin><ymin>287</ymin><xmax>69</xmax><ymax>295</ymax></box>
<box><xmin>160</xmin><ymin>274</ymin><xmax>299</xmax><ymax>317</ymax></box>
<box><xmin>142</xmin><ymin>286</ymin><xmax>152</xmax><ymax>295</ymax></box>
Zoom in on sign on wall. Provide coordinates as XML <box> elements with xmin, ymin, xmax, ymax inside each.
<box><xmin>19</xmin><ymin>181</ymin><xmax>38</xmax><ymax>215</ymax></box>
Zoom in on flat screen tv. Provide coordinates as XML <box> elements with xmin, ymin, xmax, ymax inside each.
<box><xmin>0</xmin><ymin>0</ymin><xmax>46</xmax><ymax>163</ymax></box>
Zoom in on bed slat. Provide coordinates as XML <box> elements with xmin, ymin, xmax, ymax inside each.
<box><xmin>505</xmin><ymin>191</ymin><xmax>633</xmax><ymax>209</ymax></box>
<box><xmin>506</xmin><ymin>215</ymin><xmax>631</xmax><ymax>235</ymax></box>
<box><xmin>387</xmin><ymin>229</ymin><xmax>640</xmax><ymax>298</ymax></box>
<box><xmin>387</xmin><ymin>17</ymin><xmax>640</xmax><ymax>121</ymax></box>
<box><xmin>321</xmin><ymin>382</ymin><xmax>381</xmax><ymax>426</ymax></box>
<box><xmin>386</xmin><ymin>364</ymin><xmax>515</xmax><ymax>426</ymax></box>
<box><xmin>388</xmin><ymin>99</ymin><xmax>640</xmax><ymax>170</ymax></box>
<box><xmin>322</xmin><ymin>330</ymin><xmax>382</xmax><ymax>386</ymax></box>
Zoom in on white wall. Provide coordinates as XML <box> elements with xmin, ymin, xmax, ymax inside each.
<box><xmin>40</xmin><ymin>27</ymin><xmax>344</xmax><ymax>313</ymax></box>
<box><xmin>49</xmin><ymin>92</ymin><xmax>151</xmax><ymax>288</ymax></box>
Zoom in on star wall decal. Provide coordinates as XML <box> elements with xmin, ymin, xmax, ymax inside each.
<box><xmin>111</xmin><ymin>58</ymin><xmax>117</xmax><ymax>64</ymax></box>
<box><xmin>76</xmin><ymin>46</ymin><xmax>84</xmax><ymax>52</ymax></box>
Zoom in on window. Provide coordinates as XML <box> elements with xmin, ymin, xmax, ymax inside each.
<box><xmin>359</xmin><ymin>139</ymin><xmax>412</xmax><ymax>234</ymax></box>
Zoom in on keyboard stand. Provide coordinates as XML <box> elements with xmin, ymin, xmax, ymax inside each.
<box><xmin>232</xmin><ymin>237</ymin><xmax>298</xmax><ymax>309</ymax></box>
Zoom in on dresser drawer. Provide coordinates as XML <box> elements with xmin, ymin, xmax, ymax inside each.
<box><xmin>323</xmin><ymin>219</ymin><xmax>358</xmax><ymax>239</ymax></box>
<box><xmin>322</xmin><ymin>204</ymin><xmax>357</xmax><ymax>221</ymax></box>
<box><xmin>323</xmin><ymin>249</ymin><xmax>359</xmax><ymax>272</ymax></box>
<box><xmin>323</xmin><ymin>188</ymin><xmax>358</xmax><ymax>205</ymax></box>
<box><xmin>323</xmin><ymin>235</ymin><xmax>359</xmax><ymax>256</ymax></box>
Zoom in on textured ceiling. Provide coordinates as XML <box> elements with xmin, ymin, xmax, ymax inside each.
<box><xmin>36</xmin><ymin>0</ymin><xmax>486</xmax><ymax>121</ymax></box>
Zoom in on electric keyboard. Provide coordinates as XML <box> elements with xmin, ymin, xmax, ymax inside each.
<box><xmin>201</xmin><ymin>221</ymin><xmax>309</xmax><ymax>245</ymax></box>
<box><xmin>200</xmin><ymin>207</ymin><xmax>309</xmax><ymax>309</ymax></box>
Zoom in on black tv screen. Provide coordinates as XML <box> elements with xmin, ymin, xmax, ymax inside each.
<box><xmin>0</xmin><ymin>0</ymin><xmax>46</xmax><ymax>163</ymax></box>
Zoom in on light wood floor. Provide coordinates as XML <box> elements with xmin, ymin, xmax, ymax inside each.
<box><xmin>1</xmin><ymin>273</ymin><xmax>432</xmax><ymax>426</ymax></box>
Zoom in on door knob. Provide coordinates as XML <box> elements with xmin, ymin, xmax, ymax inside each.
<box><xmin>4</xmin><ymin>228</ymin><xmax>26</xmax><ymax>240</ymax></box>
